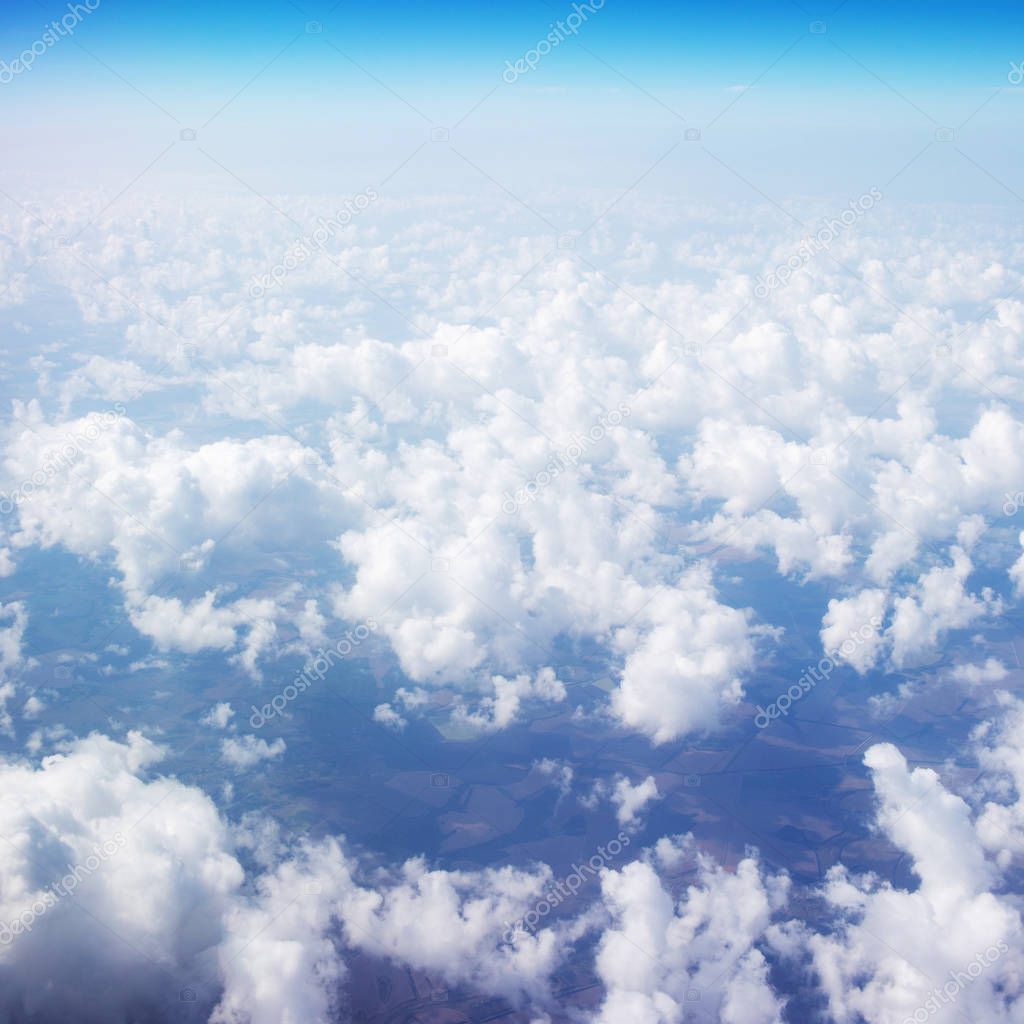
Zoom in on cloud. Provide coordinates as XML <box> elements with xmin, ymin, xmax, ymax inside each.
<box><xmin>220</xmin><ymin>735</ymin><xmax>286</xmax><ymax>770</ymax></box>
<box><xmin>609</xmin><ymin>775</ymin><xmax>660</xmax><ymax>828</ymax></box>
<box><xmin>593</xmin><ymin>837</ymin><xmax>789</xmax><ymax>1024</ymax></box>
<box><xmin>9</xmin><ymin>196</ymin><xmax>1024</xmax><ymax>743</ymax></box>
<box><xmin>805</xmin><ymin>706</ymin><xmax>1024</xmax><ymax>1024</ymax></box>
<box><xmin>610</xmin><ymin>571</ymin><xmax>763</xmax><ymax>743</ymax></box>
<box><xmin>947</xmin><ymin>657</ymin><xmax>1008</xmax><ymax>686</ymax></box>
<box><xmin>0</xmin><ymin>731</ymin><xmax>242</xmax><ymax>1022</ymax></box>
<box><xmin>6</xmin><ymin>695</ymin><xmax>1024</xmax><ymax>1022</ymax></box>
<box><xmin>1</xmin><ymin>404</ymin><xmax>352</xmax><ymax>678</ymax></box>
<box><xmin>371</xmin><ymin>702</ymin><xmax>407</xmax><ymax>731</ymax></box>
<box><xmin>0</xmin><ymin>730</ymin><xmax>565</xmax><ymax>1021</ymax></box>
<box><xmin>583</xmin><ymin>774</ymin><xmax>663</xmax><ymax>829</ymax></box>
<box><xmin>0</xmin><ymin>603</ymin><xmax>27</xmax><ymax>680</ymax></box>
<box><xmin>0</xmin><ymin>723</ymin><xmax>780</xmax><ymax>1024</ymax></box>
<box><xmin>452</xmin><ymin>667</ymin><xmax>567</xmax><ymax>733</ymax></box>
<box><xmin>1010</xmin><ymin>530</ymin><xmax>1024</xmax><ymax>594</ymax></box>
<box><xmin>201</xmin><ymin>703</ymin><xmax>235</xmax><ymax>729</ymax></box>
<box><xmin>820</xmin><ymin>588</ymin><xmax>887</xmax><ymax>673</ymax></box>
<box><xmin>973</xmin><ymin>692</ymin><xmax>1024</xmax><ymax>864</ymax></box>
<box><xmin>535</xmin><ymin>757</ymin><xmax>574</xmax><ymax>797</ymax></box>
<box><xmin>887</xmin><ymin>547</ymin><xmax>1000</xmax><ymax>668</ymax></box>
<box><xmin>210</xmin><ymin>838</ymin><xmax>353</xmax><ymax>1024</ymax></box>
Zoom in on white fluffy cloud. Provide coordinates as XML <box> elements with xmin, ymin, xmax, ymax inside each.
<box><xmin>1</xmin><ymin>403</ymin><xmax>351</xmax><ymax>678</ymax></box>
<box><xmin>584</xmin><ymin>774</ymin><xmax>662</xmax><ymax>829</ymax></box>
<box><xmin>609</xmin><ymin>775</ymin><xmax>661</xmax><ymax>828</ymax></box>
<box><xmin>201</xmin><ymin>702</ymin><xmax>235</xmax><ymax>729</ymax></box>
<box><xmin>611</xmin><ymin>572</ymin><xmax>763</xmax><ymax>742</ymax></box>
<box><xmin>0</xmin><ymin>720</ymin><xmax>784</xmax><ymax>1021</ymax></box>
<box><xmin>0</xmin><ymin>731</ymin><xmax>568</xmax><ymax>1022</ymax></box>
<box><xmin>5</xmin><ymin>692</ymin><xmax>1024</xmax><ymax>1022</ymax></box>
<box><xmin>806</xmin><ymin>702</ymin><xmax>1024</xmax><ymax>1024</ymax></box>
<box><xmin>947</xmin><ymin>657</ymin><xmax>1008</xmax><ymax>686</ymax></box>
<box><xmin>887</xmin><ymin>547</ymin><xmax>1000</xmax><ymax>668</ymax></box>
<box><xmin>220</xmin><ymin>735</ymin><xmax>286</xmax><ymax>770</ymax></box>
<box><xmin>593</xmin><ymin>838</ymin><xmax>789</xmax><ymax>1024</ymax></box>
<box><xmin>5</xmin><ymin>196</ymin><xmax>1024</xmax><ymax>740</ymax></box>
<box><xmin>452</xmin><ymin>667</ymin><xmax>567</xmax><ymax>733</ymax></box>
<box><xmin>1010</xmin><ymin>531</ymin><xmax>1024</xmax><ymax>595</ymax></box>
<box><xmin>820</xmin><ymin>588</ymin><xmax>887</xmax><ymax>673</ymax></box>
<box><xmin>5</xmin><ymin>192</ymin><xmax>1024</xmax><ymax>1018</ymax></box>
<box><xmin>0</xmin><ymin>731</ymin><xmax>242</xmax><ymax>1021</ymax></box>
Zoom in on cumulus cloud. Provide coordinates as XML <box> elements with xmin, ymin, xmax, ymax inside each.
<box><xmin>947</xmin><ymin>657</ymin><xmax>1008</xmax><ymax>686</ymax></box>
<box><xmin>220</xmin><ymin>735</ymin><xmax>286</xmax><ymax>770</ymax></box>
<box><xmin>371</xmin><ymin>702</ymin><xmax>407</xmax><ymax>731</ymax></box>
<box><xmin>0</xmin><ymin>603</ymin><xmax>27</xmax><ymax>681</ymax></box>
<box><xmin>806</xmin><ymin>704</ymin><xmax>1024</xmax><ymax>1023</ymax></box>
<box><xmin>7</xmin><ymin>195</ymin><xmax>1024</xmax><ymax>742</ymax></box>
<box><xmin>0</xmin><ymin>603</ymin><xmax>29</xmax><ymax>737</ymax></box>
<box><xmin>1</xmin><ymin>403</ymin><xmax>353</xmax><ymax>678</ymax></box>
<box><xmin>452</xmin><ymin>667</ymin><xmax>566</xmax><ymax>733</ymax></box>
<box><xmin>201</xmin><ymin>703</ymin><xmax>235</xmax><ymax>729</ymax></box>
<box><xmin>972</xmin><ymin>692</ymin><xmax>1024</xmax><ymax>863</ymax></box>
<box><xmin>6</xmin><ymin>192</ymin><xmax>1024</xmax><ymax>1018</ymax></box>
<box><xmin>609</xmin><ymin>775</ymin><xmax>661</xmax><ymax>828</ymax></box>
<box><xmin>0</xmin><ymin>731</ymin><xmax>242</xmax><ymax>1022</ymax></box>
<box><xmin>5</xmin><ymin>695</ymin><xmax>1024</xmax><ymax>1022</ymax></box>
<box><xmin>1010</xmin><ymin>531</ymin><xmax>1024</xmax><ymax>595</ymax></box>
<box><xmin>610</xmin><ymin>571</ymin><xmax>763</xmax><ymax>742</ymax></box>
<box><xmin>584</xmin><ymin>774</ymin><xmax>662</xmax><ymax>829</ymax></box>
<box><xmin>819</xmin><ymin>588</ymin><xmax>887</xmax><ymax>673</ymax></box>
<box><xmin>593</xmin><ymin>837</ymin><xmax>789</xmax><ymax>1024</ymax></box>
<box><xmin>535</xmin><ymin>757</ymin><xmax>574</xmax><ymax>797</ymax></box>
<box><xmin>0</xmin><ymin>732</ymin><xmax>568</xmax><ymax>1022</ymax></box>
<box><xmin>887</xmin><ymin>547</ymin><xmax>1000</xmax><ymax>668</ymax></box>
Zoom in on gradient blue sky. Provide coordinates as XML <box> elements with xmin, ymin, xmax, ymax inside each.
<box><xmin>1</xmin><ymin>0</ymin><xmax>1022</xmax><ymax>200</ymax></box>
<box><xmin>3</xmin><ymin>0</ymin><xmax>1021</xmax><ymax>82</ymax></box>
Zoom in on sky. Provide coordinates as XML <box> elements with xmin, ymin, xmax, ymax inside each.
<box><xmin>1</xmin><ymin>0</ymin><xmax>1022</xmax><ymax>198</ymax></box>
<box><xmin>2</xmin><ymin>1</ymin><xmax>1024</xmax><ymax>1023</ymax></box>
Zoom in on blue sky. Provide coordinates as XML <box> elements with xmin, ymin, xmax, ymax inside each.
<box><xmin>2</xmin><ymin>0</ymin><xmax>1021</xmax><ymax>83</ymax></box>
<box><xmin>3</xmin><ymin>0</ymin><xmax>1022</xmax><ymax>203</ymax></box>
